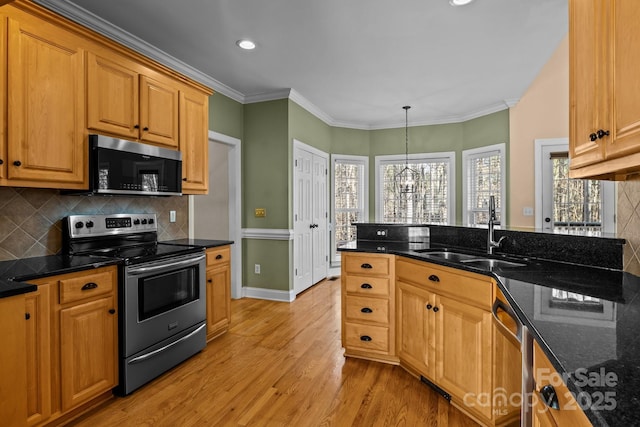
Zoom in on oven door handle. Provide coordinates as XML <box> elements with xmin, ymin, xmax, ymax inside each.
<box><xmin>127</xmin><ymin>254</ymin><xmax>205</xmax><ymax>275</ymax></box>
<box><xmin>128</xmin><ymin>323</ymin><xmax>206</xmax><ymax>365</ymax></box>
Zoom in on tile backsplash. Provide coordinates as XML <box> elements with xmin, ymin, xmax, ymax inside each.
<box><xmin>618</xmin><ymin>180</ymin><xmax>640</xmax><ymax>276</ymax></box>
<box><xmin>0</xmin><ymin>188</ymin><xmax>188</xmax><ymax>260</ymax></box>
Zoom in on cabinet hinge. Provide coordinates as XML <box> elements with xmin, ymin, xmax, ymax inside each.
<box><xmin>295</xmin><ymin>268</ymin><xmax>298</xmax><ymax>276</ymax></box>
<box><xmin>295</xmin><ymin>159</ymin><xmax>298</xmax><ymax>167</ymax></box>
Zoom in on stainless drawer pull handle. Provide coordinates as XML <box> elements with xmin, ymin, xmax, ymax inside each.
<box><xmin>360</xmin><ymin>283</ymin><xmax>372</xmax><ymax>289</ymax></box>
<box><xmin>361</xmin><ymin>263</ymin><xmax>372</xmax><ymax>269</ymax></box>
<box><xmin>360</xmin><ymin>335</ymin><xmax>372</xmax><ymax>342</ymax></box>
<box><xmin>428</xmin><ymin>274</ymin><xmax>440</xmax><ymax>282</ymax></box>
<box><xmin>81</xmin><ymin>282</ymin><xmax>98</xmax><ymax>291</ymax></box>
<box><xmin>361</xmin><ymin>307</ymin><xmax>373</xmax><ymax>313</ymax></box>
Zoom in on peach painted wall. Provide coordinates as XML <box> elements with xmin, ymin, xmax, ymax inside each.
<box><xmin>509</xmin><ymin>35</ymin><xmax>569</xmax><ymax>229</ymax></box>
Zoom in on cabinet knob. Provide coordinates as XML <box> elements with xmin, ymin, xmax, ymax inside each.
<box><xmin>426</xmin><ymin>304</ymin><xmax>433</xmax><ymax>310</ymax></box>
<box><xmin>134</xmin><ymin>124</ymin><xmax>140</xmax><ymax>129</ymax></box>
<box><xmin>360</xmin><ymin>263</ymin><xmax>372</xmax><ymax>269</ymax></box>
<box><xmin>597</xmin><ymin>129</ymin><xmax>610</xmax><ymax>139</ymax></box>
<box><xmin>207</xmin><ymin>279</ymin><xmax>213</xmax><ymax>283</ymax></box>
<box><xmin>428</xmin><ymin>274</ymin><xmax>440</xmax><ymax>282</ymax></box>
<box><xmin>143</xmin><ymin>127</ymin><xmax>149</xmax><ymax>131</ymax></box>
<box><xmin>360</xmin><ymin>283</ymin><xmax>372</xmax><ymax>289</ymax></box>
<box><xmin>0</xmin><ymin>159</ymin><xmax>3</xmax><ymax>165</ymax></box>
<box><xmin>108</xmin><ymin>309</ymin><xmax>116</xmax><ymax>314</ymax></box>
<box><xmin>182</xmin><ymin>177</ymin><xmax>188</xmax><ymax>181</ymax></box>
<box><xmin>215</xmin><ymin>254</ymin><xmax>223</xmax><ymax>260</ymax></box>
<box><xmin>25</xmin><ymin>312</ymin><xmax>31</xmax><ymax>320</ymax></box>
<box><xmin>360</xmin><ymin>335</ymin><xmax>372</xmax><ymax>342</ymax></box>
<box><xmin>589</xmin><ymin>132</ymin><xmax>598</xmax><ymax>142</ymax></box>
<box><xmin>360</xmin><ymin>307</ymin><xmax>373</xmax><ymax>314</ymax></box>
<box><xmin>13</xmin><ymin>160</ymin><xmax>21</xmax><ymax>167</ymax></box>
<box><xmin>433</xmin><ymin>306</ymin><xmax>439</xmax><ymax>313</ymax></box>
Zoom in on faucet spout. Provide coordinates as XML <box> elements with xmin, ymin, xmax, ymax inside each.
<box><xmin>487</xmin><ymin>195</ymin><xmax>504</xmax><ymax>255</ymax></box>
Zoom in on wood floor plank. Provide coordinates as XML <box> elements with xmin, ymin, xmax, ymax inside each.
<box><xmin>69</xmin><ymin>278</ymin><xmax>479</xmax><ymax>427</ymax></box>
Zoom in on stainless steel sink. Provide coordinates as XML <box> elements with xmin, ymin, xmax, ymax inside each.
<box><xmin>415</xmin><ymin>250</ymin><xmax>528</xmax><ymax>269</ymax></box>
<box><xmin>459</xmin><ymin>258</ymin><xmax>527</xmax><ymax>268</ymax></box>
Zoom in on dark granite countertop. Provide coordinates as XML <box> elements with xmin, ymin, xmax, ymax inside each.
<box><xmin>160</xmin><ymin>239</ymin><xmax>234</xmax><ymax>249</ymax></box>
<box><xmin>340</xmin><ymin>242</ymin><xmax>635</xmax><ymax>426</ymax></box>
<box><xmin>0</xmin><ymin>254</ymin><xmax>120</xmax><ymax>299</ymax></box>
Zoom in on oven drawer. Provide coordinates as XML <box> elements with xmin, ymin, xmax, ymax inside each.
<box><xmin>59</xmin><ymin>268</ymin><xmax>115</xmax><ymax>304</ymax></box>
<box><xmin>207</xmin><ymin>246</ymin><xmax>231</xmax><ymax>267</ymax></box>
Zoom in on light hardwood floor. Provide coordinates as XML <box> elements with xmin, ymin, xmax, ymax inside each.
<box><xmin>70</xmin><ymin>277</ymin><xmax>479</xmax><ymax>427</ymax></box>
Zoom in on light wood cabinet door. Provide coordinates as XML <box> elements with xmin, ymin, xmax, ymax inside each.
<box><xmin>0</xmin><ymin>14</ymin><xmax>6</xmax><ymax>180</ymax></box>
<box><xmin>6</xmin><ymin>15</ymin><xmax>86</xmax><ymax>188</ymax></box>
<box><xmin>435</xmin><ymin>294</ymin><xmax>493</xmax><ymax>421</ymax></box>
<box><xmin>0</xmin><ymin>295</ymin><xmax>27</xmax><ymax>427</ymax></box>
<box><xmin>86</xmin><ymin>51</ymin><xmax>139</xmax><ymax>139</ymax></box>
<box><xmin>59</xmin><ymin>295</ymin><xmax>117</xmax><ymax>412</ymax></box>
<box><xmin>206</xmin><ymin>264</ymin><xmax>231</xmax><ymax>341</ymax></box>
<box><xmin>180</xmin><ymin>86</ymin><xmax>209</xmax><ymax>194</ymax></box>
<box><xmin>25</xmin><ymin>284</ymin><xmax>52</xmax><ymax>427</ymax></box>
<box><xmin>569</xmin><ymin>0</ymin><xmax>607</xmax><ymax>169</ymax></box>
<box><xmin>140</xmin><ymin>75</ymin><xmax>179</xmax><ymax>148</ymax></box>
<box><xmin>397</xmin><ymin>280</ymin><xmax>436</xmax><ymax>378</ymax></box>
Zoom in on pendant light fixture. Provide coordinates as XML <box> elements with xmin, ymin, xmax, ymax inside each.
<box><xmin>395</xmin><ymin>106</ymin><xmax>420</xmax><ymax>194</ymax></box>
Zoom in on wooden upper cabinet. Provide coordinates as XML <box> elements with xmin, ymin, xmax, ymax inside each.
<box><xmin>180</xmin><ymin>86</ymin><xmax>209</xmax><ymax>194</ymax></box>
<box><xmin>86</xmin><ymin>51</ymin><xmax>139</xmax><ymax>139</ymax></box>
<box><xmin>570</xmin><ymin>0</ymin><xmax>640</xmax><ymax>179</ymax></box>
<box><xmin>87</xmin><ymin>51</ymin><xmax>179</xmax><ymax>149</ymax></box>
<box><xmin>6</xmin><ymin>14</ymin><xmax>86</xmax><ymax>188</ymax></box>
<box><xmin>140</xmin><ymin>75</ymin><xmax>179</xmax><ymax>148</ymax></box>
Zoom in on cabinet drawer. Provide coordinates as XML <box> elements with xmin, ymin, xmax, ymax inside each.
<box><xmin>345</xmin><ymin>296</ymin><xmax>389</xmax><ymax>324</ymax></box>
<box><xmin>344</xmin><ymin>322</ymin><xmax>389</xmax><ymax>353</ymax></box>
<box><xmin>207</xmin><ymin>246</ymin><xmax>230</xmax><ymax>267</ymax></box>
<box><xmin>345</xmin><ymin>275</ymin><xmax>390</xmax><ymax>297</ymax></box>
<box><xmin>344</xmin><ymin>254</ymin><xmax>390</xmax><ymax>276</ymax></box>
<box><xmin>59</xmin><ymin>269</ymin><xmax>115</xmax><ymax>304</ymax></box>
<box><xmin>397</xmin><ymin>259</ymin><xmax>492</xmax><ymax>309</ymax></box>
<box><xmin>533</xmin><ymin>341</ymin><xmax>591</xmax><ymax>426</ymax></box>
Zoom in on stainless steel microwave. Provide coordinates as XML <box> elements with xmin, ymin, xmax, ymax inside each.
<box><xmin>85</xmin><ymin>134</ymin><xmax>182</xmax><ymax>196</ymax></box>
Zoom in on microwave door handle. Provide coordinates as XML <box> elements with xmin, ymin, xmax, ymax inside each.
<box><xmin>127</xmin><ymin>254</ymin><xmax>205</xmax><ymax>276</ymax></box>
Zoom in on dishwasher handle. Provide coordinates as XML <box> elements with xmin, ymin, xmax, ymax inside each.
<box><xmin>492</xmin><ymin>298</ymin><xmax>522</xmax><ymax>344</ymax></box>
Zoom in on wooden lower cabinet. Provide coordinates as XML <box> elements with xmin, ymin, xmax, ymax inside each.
<box><xmin>397</xmin><ymin>280</ymin><xmax>435</xmax><ymax>377</ymax></box>
<box><xmin>205</xmin><ymin>246</ymin><xmax>231</xmax><ymax>341</ymax></box>
<box><xmin>0</xmin><ymin>294</ymin><xmax>28</xmax><ymax>427</ymax></box>
<box><xmin>533</xmin><ymin>341</ymin><xmax>591</xmax><ymax>426</ymax></box>
<box><xmin>27</xmin><ymin>266</ymin><xmax>118</xmax><ymax>427</ymax></box>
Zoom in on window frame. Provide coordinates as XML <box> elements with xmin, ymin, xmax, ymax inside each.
<box><xmin>330</xmin><ymin>154</ymin><xmax>369</xmax><ymax>264</ymax></box>
<box><xmin>462</xmin><ymin>143</ymin><xmax>506</xmax><ymax>227</ymax></box>
<box><xmin>374</xmin><ymin>152</ymin><xmax>456</xmax><ymax>224</ymax></box>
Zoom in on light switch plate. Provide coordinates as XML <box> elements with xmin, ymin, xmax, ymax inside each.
<box><xmin>170</xmin><ymin>210</ymin><xmax>176</xmax><ymax>222</ymax></box>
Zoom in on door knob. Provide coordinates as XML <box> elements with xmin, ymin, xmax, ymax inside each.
<box><xmin>544</xmin><ymin>217</ymin><xmax>551</xmax><ymax>223</ymax></box>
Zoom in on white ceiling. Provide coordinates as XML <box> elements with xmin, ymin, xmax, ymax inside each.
<box><xmin>35</xmin><ymin>0</ymin><xmax>568</xmax><ymax>130</ymax></box>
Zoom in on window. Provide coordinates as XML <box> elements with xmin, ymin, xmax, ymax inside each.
<box><xmin>331</xmin><ymin>155</ymin><xmax>368</xmax><ymax>263</ymax></box>
<box><xmin>535</xmin><ymin>138</ymin><xmax>615</xmax><ymax>235</ymax></box>
<box><xmin>375</xmin><ymin>153</ymin><xmax>455</xmax><ymax>224</ymax></box>
<box><xmin>462</xmin><ymin>144</ymin><xmax>506</xmax><ymax>227</ymax></box>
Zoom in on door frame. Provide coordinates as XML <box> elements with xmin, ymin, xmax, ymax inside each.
<box><xmin>292</xmin><ymin>139</ymin><xmax>329</xmax><ymax>295</ymax></box>
<box><xmin>189</xmin><ymin>130</ymin><xmax>242</xmax><ymax>299</ymax></box>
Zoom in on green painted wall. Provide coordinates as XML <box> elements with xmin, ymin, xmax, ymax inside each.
<box><xmin>209</xmin><ymin>93</ymin><xmax>243</xmax><ymax>139</ymax></box>
<box><xmin>242</xmin><ymin>99</ymin><xmax>291</xmax><ymax>291</ymax></box>
<box><xmin>288</xmin><ymin>100</ymin><xmax>332</xmax><ymax>153</ymax></box>
<box><xmin>331</xmin><ymin>127</ymin><xmax>371</xmax><ymax>155</ymax></box>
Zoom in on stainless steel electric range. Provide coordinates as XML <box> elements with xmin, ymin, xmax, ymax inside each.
<box><xmin>63</xmin><ymin>213</ymin><xmax>207</xmax><ymax>395</ymax></box>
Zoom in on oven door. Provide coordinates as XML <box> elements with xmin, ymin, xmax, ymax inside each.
<box><xmin>123</xmin><ymin>252</ymin><xmax>206</xmax><ymax>357</ymax></box>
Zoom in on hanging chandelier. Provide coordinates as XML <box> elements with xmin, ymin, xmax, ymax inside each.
<box><xmin>394</xmin><ymin>106</ymin><xmax>420</xmax><ymax>194</ymax></box>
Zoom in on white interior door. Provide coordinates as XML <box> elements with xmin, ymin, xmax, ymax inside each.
<box><xmin>293</xmin><ymin>140</ymin><xmax>328</xmax><ymax>295</ymax></box>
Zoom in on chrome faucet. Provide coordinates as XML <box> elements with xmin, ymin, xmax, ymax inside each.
<box><xmin>487</xmin><ymin>195</ymin><xmax>506</xmax><ymax>255</ymax></box>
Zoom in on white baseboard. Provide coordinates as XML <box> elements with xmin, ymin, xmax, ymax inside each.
<box><xmin>242</xmin><ymin>286</ymin><xmax>296</xmax><ymax>302</ymax></box>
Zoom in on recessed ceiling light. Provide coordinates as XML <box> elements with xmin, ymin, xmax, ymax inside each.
<box><xmin>236</xmin><ymin>39</ymin><xmax>256</xmax><ymax>50</ymax></box>
<box><xmin>449</xmin><ymin>0</ymin><xmax>475</xmax><ymax>5</ymax></box>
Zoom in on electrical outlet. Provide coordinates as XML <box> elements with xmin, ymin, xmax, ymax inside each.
<box><xmin>254</xmin><ymin>264</ymin><xmax>261</xmax><ymax>274</ymax></box>
<box><xmin>170</xmin><ymin>210</ymin><xmax>176</xmax><ymax>222</ymax></box>
<box><xmin>523</xmin><ymin>207</ymin><xmax>534</xmax><ymax>216</ymax></box>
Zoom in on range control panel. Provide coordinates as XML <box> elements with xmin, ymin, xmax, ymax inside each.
<box><xmin>66</xmin><ymin>213</ymin><xmax>158</xmax><ymax>238</ymax></box>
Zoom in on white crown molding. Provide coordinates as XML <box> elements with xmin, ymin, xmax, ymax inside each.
<box><xmin>33</xmin><ymin>0</ymin><xmax>520</xmax><ymax>130</ymax></box>
<box><xmin>32</xmin><ymin>0</ymin><xmax>245</xmax><ymax>103</ymax></box>
<box><xmin>242</xmin><ymin>228</ymin><xmax>294</xmax><ymax>240</ymax></box>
